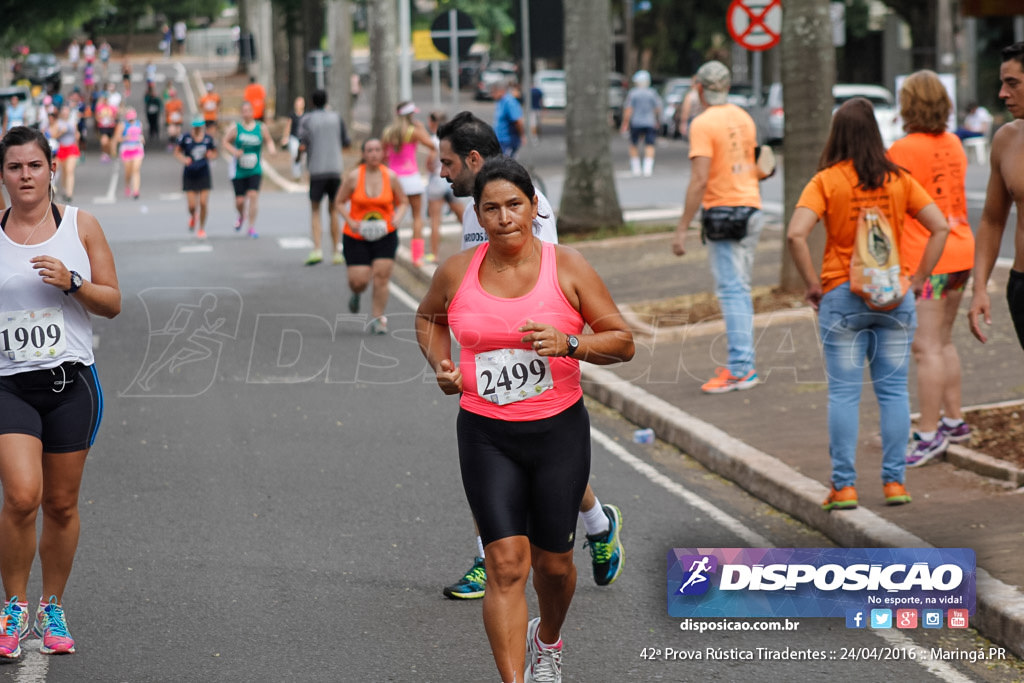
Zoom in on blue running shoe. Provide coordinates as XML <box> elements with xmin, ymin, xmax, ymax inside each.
<box><xmin>585</xmin><ymin>504</ymin><xmax>624</xmax><ymax>586</ymax></box>
<box><xmin>443</xmin><ymin>557</ymin><xmax>486</xmax><ymax>600</ymax></box>
<box><xmin>0</xmin><ymin>597</ymin><xmax>29</xmax><ymax>659</ymax></box>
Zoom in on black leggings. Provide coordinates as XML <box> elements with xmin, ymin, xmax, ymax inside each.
<box><xmin>1008</xmin><ymin>270</ymin><xmax>1024</xmax><ymax>351</ymax></box>
<box><xmin>457</xmin><ymin>398</ymin><xmax>590</xmax><ymax>553</ymax></box>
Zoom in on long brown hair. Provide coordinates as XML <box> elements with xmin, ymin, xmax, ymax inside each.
<box><xmin>818</xmin><ymin>97</ymin><xmax>900</xmax><ymax>191</ymax></box>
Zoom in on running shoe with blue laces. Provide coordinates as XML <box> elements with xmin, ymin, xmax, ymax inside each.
<box><xmin>0</xmin><ymin>597</ymin><xmax>29</xmax><ymax>659</ymax></box>
<box><xmin>34</xmin><ymin>596</ymin><xmax>75</xmax><ymax>655</ymax></box>
<box><xmin>443</xmin><ymin>556</ymin><xmax>486</xmax><ymax>600</ymax></box>
<box><xmin>584</xmin><ymin>504</ymin><xmax>624</xmax><ymax>586</ymax></box>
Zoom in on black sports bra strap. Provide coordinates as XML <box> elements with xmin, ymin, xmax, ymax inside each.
<box><xmin>0</xmin><ymin>204</ymin><xmax>59</xmax><ymax>232</ymax></box>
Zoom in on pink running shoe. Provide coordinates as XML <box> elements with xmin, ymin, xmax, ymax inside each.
<box><xmin>0</xmin><ymin>597</ymin><xmax>29</xmax><ymax>659</ymax></box>
<box><xmin>34</xmin><ymin>596</ymin><xmax>75</xmax><ymax>655</ymax></box>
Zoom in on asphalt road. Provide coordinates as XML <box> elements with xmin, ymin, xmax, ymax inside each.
<box><xmin>0</xmin><ymin>63</ymin><xmax>1020</xmax><ymax>682</ymax></box>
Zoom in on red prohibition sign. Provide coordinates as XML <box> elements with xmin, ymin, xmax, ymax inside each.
<box><xmin>727</xmin><ymin>0</ymin><xmax>782</xmax><ymax>52</ymax></box>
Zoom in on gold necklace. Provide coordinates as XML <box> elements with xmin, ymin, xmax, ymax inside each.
<box><xmin>14</xmin><ymin>203</ymin><xmax>52</xmax><ymax>245</ymax></box>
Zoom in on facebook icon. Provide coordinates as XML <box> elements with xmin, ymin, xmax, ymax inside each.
<box><xmin>846</xmin><ymin>609</ymin><xmax>866</xmax><ymax>629</ymax></box>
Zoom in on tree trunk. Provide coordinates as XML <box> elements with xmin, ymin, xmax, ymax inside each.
<box><xmin>368</xmin><ymin>0</ymin><xmax>398</xmax><ymax>138</ymax></box>
<box><xmin>327</xmin><ymin>0</ymin><xmax>354</xmax><ymax>126</ymax></box>
<box><xmin>272</xmin><ymin>3</ymin><xmax>290</xmax><ymax>119</ymax></box>
<box><xmin>237</xmin><ymin>0</ymin><xmax>250</xmax><ymax>75</ymax></box>
<box><xmin>558</xmin><ymin>0</ymin><xmax>623</xmax><ymax>233</ymax></box>
<box><xmin>303</xmin><ymin>0</ymin><xmax>326</xmax><ymax>96</ymax></box>
<box><xmin>777</xmin><ymin>0</ymin><xmax>834</xmax><ymax>293</ymax></box>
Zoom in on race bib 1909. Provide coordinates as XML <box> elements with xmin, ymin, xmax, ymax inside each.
<box><xmin>1</xmin><ymin>307</ymin><xmax>67</xmax><ymax>362</ymax></box>
<box><xmin>475</xmin><ymin>348</ymin><xmax>553</xmax><ymax>406</ymax></box>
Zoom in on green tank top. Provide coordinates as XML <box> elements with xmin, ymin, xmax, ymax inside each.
<box><xmin>234</xmin><ymin>121</ymin><xmax>263</xmax><ymax>178</ymax></box>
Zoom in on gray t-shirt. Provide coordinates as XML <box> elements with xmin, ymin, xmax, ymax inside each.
<box><xmin>298</xmin><ymin>108</ymin><xmax>350</xmax><ymax>179</ymax></box>
<box><xmin>625</xmin><ymin>87</ymin><xmax>662</xmax><ymax>129</ymax></box>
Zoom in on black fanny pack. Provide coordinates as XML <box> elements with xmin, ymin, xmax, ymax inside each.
<box><xmin>701</xmin><ymin>206</ymin><xmax>758</xmax><ymax>242</ymax></box>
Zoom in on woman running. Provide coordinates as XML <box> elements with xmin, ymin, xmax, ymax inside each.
<box><xmin>50</xmin><ymin>106</ymin><xmax>80</xmax><ymax>203</ymax></box>
<box><xmin>416</xmin><ymin>157</ymin><xmax>634</xmax><ymax>682</ymax></box>
<box><xmin>381</xmin><ymin>101</ymin><xmax>433</xmax><ymax>266</ymax></box>
<box><xmin>114</xmin><ymin>108</ymin><xmax>145</xmax><ymax>199</ymax></box>
<box><xmin>335</xmin><ymin>138</ymin><xmax>408</xmax><ymax>334</ymax></box>
<box><xmin>0</xmin><ymin>125</ymin><xmax>121</xmax><ymax>658</ymax></box>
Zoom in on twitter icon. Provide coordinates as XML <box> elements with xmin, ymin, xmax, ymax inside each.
<box><xmin>870</xmin><ymin>609</ymin><xmax>893</xmax><ymax>629</ymax></box>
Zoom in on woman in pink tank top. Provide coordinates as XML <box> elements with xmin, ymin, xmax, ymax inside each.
<box><xmin>416</xmin><ymin>157</ymin><xmax>634</xmax><ymax>683</ymax></box>
<box><xmin>382</xmin><ymin>102</ymin><xmax>434</xmax><ymax>266</ymax></box>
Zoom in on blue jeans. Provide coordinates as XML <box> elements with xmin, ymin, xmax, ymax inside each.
<box><xmin>818</xmin><ymin>283</ymin><xmax>916</xmax><ymax>489</ymax></box>
<box><xmin>706</xmin><ymin>210</ymin><xmax>764</xmax><ymax>376</ymax></box>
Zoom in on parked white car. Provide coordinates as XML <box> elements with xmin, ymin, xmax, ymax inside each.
<box><xmin>763</xmin><ymin>82</ymin><xmax>902</xmax><ymax>147</ymax></box>
<box><xmin>534</xmin><ymin>69</ymin><xmax>566</xmax><ymax>109</ymax></box>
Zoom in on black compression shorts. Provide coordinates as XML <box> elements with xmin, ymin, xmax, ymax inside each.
<box><xmin>342</xmin><ymin>230</ymin><xmax>398</xmax><ymax>266</ymax></box>
<box><xmin>457</xmin><ymin>397</ymin><xmax>590</xmax><ymax>553</ymax></box>
<box><xmin>0</xmin><ymin>362</ymin><xmax>104</xmax><ymax>452</ymax></box>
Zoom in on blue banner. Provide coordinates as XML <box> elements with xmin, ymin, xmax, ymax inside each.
<box><xmin>667</xmin><ymin>548</ymin><xmax>975</xmax><ymax>618</ymax></box>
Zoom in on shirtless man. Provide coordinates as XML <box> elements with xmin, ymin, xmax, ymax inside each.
<box><xmin>968</xmin><ymin>41</ymin><xmax>1024</xmax><ymax>350</ymax></box>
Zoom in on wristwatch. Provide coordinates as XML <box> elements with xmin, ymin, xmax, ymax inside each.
<box><xmin>65</xmin><ymin>271</ymin><xmax>83</xmax><ymax>295</ymax></box>
<box><xmin>565</xmin><ymin>334</ymin><xmax>580</xmax><ymax>357</ymax></box>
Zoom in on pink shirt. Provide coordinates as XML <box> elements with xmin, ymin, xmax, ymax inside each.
<box><xmin>448</xmin><ymin>241</ymin><xmax>584</xmax><ymax>421</ymax></box>
<box><xmin>385</xmin><ymin>139</ymin><xmax>419</xmax><ymax>177</ymax></box>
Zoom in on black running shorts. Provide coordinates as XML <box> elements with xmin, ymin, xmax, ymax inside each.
<box><xmin>457</xmin><ymin>398</ymin><xmax>590</xmax><ymax>553</ymax></box>
<box><xmin>342</xmin><ymin>230</ymin><xmax>398</xmax><ymax>266</ymax></box>
<box><xmin>0</xmin><ymin>362</ymin><xmax>104</xmax><ymax>453</ymax></box>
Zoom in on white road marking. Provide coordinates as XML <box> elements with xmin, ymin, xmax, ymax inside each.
<box><xmin>13</xmin><ymin>643</ymin><xmax>48</xmax><ymax>682</ymax></box>
<box><xmin>178</xmin><ymin>244</ymin><xmax>213</xmax><ymax>253</ymax></box>
<box><xmin>277</xmin><ymin>237</ymin><xmax>314</xmax><ymax>250</ymax></box>
<box><xmin>588</xmin><ymin>428</ymin><xmax>772</xmax><ymax>547</ymax></box>
<box><xmin>92</xmin><ymin>164</ymin><xmax>120</xmax><ymax>205</ymax></box>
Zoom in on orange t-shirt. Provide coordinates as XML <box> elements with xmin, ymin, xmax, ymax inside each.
<box><xmin>688</xmin><ymin>103</ymin><xmax>761</xmax><ymax>209</ymax></box>
<box><xmin>887</xmin><ymin>131</ymin><xmax>974</xmax><ymax>275</ymax></box>
<box><xmin>244</xmin><ymin>83</ymin><xmax>266</xmax><ymax>120</ymax></box>
<box><xmin>165</xmin><ymin>98</ymin><xmax>183</xmax><ymax>125</ymax></box>
<box><xmin>796</xmin><ymin>160</ymin><xmax>934</xmax><ymax>294</ymax></box>
<box><xmin>200</xmin><ymin>93</ymin><xmax>221</xmax><ymax>122</ymax></box>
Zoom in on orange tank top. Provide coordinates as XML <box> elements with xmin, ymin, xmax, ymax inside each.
<box><xmin>345</xmin><ymin>164</ymin><xmax>395</xmax><ymax>240</ymax></box>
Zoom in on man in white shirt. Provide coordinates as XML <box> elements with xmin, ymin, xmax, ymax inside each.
<box><xmin>957</xmin><ymin>101</ymin><xmax>993</xmax><ymax>140</ymax></box>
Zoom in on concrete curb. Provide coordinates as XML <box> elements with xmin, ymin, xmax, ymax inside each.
<box><xmin>579</xmin><ymin>363</ymin><xmax>1024</xmax><ymax>659</ymax></box>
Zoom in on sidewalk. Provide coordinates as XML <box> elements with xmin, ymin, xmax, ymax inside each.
<box><xmin>401</xmin><ymin>227</ymin><xmax>1024</xmax><ymax>660</ymax></box>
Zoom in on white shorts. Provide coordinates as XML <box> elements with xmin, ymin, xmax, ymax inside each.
<box><xmin>397</xmin><ymin>172</ymin><xmax>426</xmax><ymax>197</ymax></box>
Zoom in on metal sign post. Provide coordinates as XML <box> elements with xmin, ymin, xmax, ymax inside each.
<box><xmin>431</xmin><ymin>10</ymin><xmax>478</xmax><ymax>108</ymax></box>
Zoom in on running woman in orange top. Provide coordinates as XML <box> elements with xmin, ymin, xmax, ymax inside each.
<box><xmin>335</xmin><ymin>139</ymin><xmax>408</xmax><ymax>334</ymax></box>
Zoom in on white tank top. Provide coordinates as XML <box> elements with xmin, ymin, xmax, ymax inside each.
<box><xmin>0</xmin><ymin>206</ymin><xmax>95</xmax><ymax>375</ymax></box>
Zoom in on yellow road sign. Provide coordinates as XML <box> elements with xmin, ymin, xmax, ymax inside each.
<box><xmin>413</xmin><ymin>30</ymin><xmax>448</xmax><ymax>61</ymax></box>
